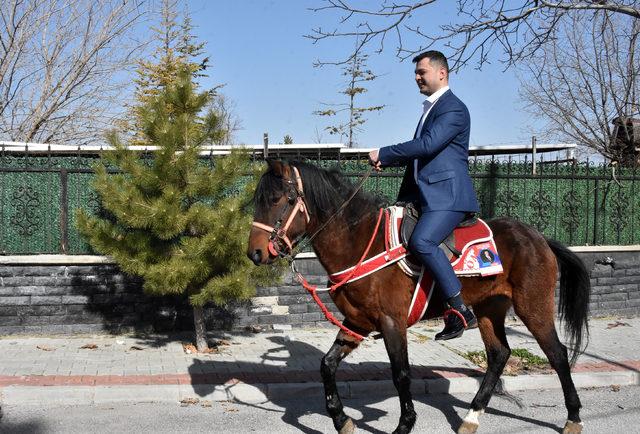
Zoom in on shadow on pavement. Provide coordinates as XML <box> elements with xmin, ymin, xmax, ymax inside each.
<box><xmin>0</xmin><ymin>419</ymin><xmax>48</xmax><ymax>434</ymax></box>
<box><xmin>185</xmin><ymin>336</ymin><xmax>564</xmax><ymax>433</ymax></box>
<box><xmin>505</xmin><ymin>325</ymin><xmax>640</xmax><ymax>373</ymax></box>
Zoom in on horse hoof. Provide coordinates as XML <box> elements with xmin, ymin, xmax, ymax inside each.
<box><xmin>339</xmin><ymin>418</ymin><xmax>356</xmax><ymax>434</ymax></box>
<box><xmin>562</xmin><ymin>420</ymin><xmax>583</xmax><ymax>434</ymax></box>
<box><xmin>457</xmin><ymin>421</ymin><xmax>479</xmax><ymax>434</ymax></box>
<box><xmin>458</xmin><ymin>408</ymin><xmax>482</xmax><ymax>434</ymax></box>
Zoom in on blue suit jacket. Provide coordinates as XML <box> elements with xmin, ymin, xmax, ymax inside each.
<box><xmin>378</xmin><ymin>89</ymin><xmax>479</xmax><ymax>213</ymax></box>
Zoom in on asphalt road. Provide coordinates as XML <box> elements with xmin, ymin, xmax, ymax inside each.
<box><xmin>1</xmin><ymin>385</ymin><xmax>637</xmax><ymax>433</ymax></box>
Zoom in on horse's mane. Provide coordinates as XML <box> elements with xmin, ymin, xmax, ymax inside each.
<box><xmin>254</xmin><ymin>160</ymin><xmax>383</xmax><ymax>224</ymax></box>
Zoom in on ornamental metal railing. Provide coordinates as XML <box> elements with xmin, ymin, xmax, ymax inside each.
<box><xmin>0</xmin><ymin>148</ymin><xmax>638</xmax><ymax>254</ymax></box>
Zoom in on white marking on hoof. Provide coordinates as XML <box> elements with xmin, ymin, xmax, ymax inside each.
<box><xmin>339</xmin><ymin>418</ymin><xmax>356</xmax><ymax>434</ymax></box>
<box><xmin>562</xmin><ymin>420</ymin><xmax>584</xmax><ymax>434</ymax></box>
<box><xmin>463</xmin><ymin>408</ymin><xmax>484</xmax><ymax>425</ymax></box>
<box><xmin>458</xmin><ymin>409</ymin><xmax>483</xmax><ymax>434</ymax></box>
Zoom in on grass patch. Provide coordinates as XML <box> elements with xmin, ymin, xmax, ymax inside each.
<box><xmin>510</xmin><ymin>348</ymin><xmax>548</xmax><ymax>367</ymax></box>
<box><xmin>464</xmin><ymin>350</ymin><xmax>487</xmax><ymax>366</ymax></box>
<box><xmin>461</xmin><ymin>348</ymin><xmax>549</xmax><ymax>374</ymax></box>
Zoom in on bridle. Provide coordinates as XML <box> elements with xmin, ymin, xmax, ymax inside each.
<box><xmin>252</xmin><ymin>165</ymin><xmax>373</xmax><ymax>260</ymax></box>
<box><xmin>251</xmin><ymin>163</ymin><xmax>374</xmax><ymax>341</ymax></box>
<box><xmin>251</xmin><ymin>166</ymin><xmax>310</xmax><ymax>258</ymax></box>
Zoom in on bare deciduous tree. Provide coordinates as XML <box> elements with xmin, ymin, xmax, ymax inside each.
<box><xmin>519</xmin><ymin>11</ymin><xmax>639</xmax><ymax>164</ymax></box>
<box><xmin>312</xmin><ymin>126</ymin><xmax>325</xmax><ymax>144</ymax></box>
<box><xmin>208</xmin><ymin>93</ymin><xmax>243</xmax><ymax>146</ymax></box>
<box><xmin>0</xmin><ymin>0</ymin><xmax>147</xmax><ymax>145</ymax></box>
<box><xmin>314</xmin><ymin>49</ymin><xmax>384</xmax><ymax>147</ymax></box>
<box><xmin>308</xmin><ymin>1</ymin><xmax>640</xmax><ymax>70</ymax></box>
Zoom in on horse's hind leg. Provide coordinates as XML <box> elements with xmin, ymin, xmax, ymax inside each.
<box><xmin>458</xmin><ymin>296</ymin><xmax>512</xmax><ymax>434</ymax></box>
<box><xmin>321</xmin><ymin>331</ymin><xmax>360</xmax><ymax>433</ymax></box>
<box><xmin>380</xmin><ymin>314</ymin><xmax>416</xmax><ymax>434</ymax></box>
<box><xmin>515</xmin><ymin>303</ymin><xmax>583</xmax><ymax>433</ymax></box>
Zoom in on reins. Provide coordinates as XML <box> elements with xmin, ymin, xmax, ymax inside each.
<box><xmin>290</xmin><ymin>169</ymin><xmax>372</xmax><ymax>258</ymax></box>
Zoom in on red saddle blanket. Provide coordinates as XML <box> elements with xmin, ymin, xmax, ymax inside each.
<box><xmin>387</xmin><ymin>208</ymin><xmax>503</xmax><ymax>326</ymax></box>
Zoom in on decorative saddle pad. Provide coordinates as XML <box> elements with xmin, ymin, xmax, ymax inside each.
<box><xmin>386</xmin><ymin>206</ymin><xmax>504</xmax><ymax>327</ymax></box>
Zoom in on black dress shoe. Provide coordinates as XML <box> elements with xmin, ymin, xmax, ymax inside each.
<box><xmin>435</xmin><ymin>307</ymin><xmax>477</xmax><ymax>340</ymax></box>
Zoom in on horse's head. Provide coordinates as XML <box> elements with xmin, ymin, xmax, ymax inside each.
<box><xmin>247</xmin><ymin>159</ymin><xmax>311</xmax><ymax>265</ymax></box>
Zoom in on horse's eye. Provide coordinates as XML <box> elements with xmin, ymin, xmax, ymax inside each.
<box><xmin>287</xmin><ymin>195</ymin><xmax>295</xmax><ymax>205</ymax></box>
<box><xmin>271</xmin><ymin>196</ymin><xmax>281</xmax><ymax>204</ymax></box>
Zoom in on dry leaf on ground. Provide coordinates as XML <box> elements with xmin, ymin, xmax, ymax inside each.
<box><xmin>180</xmin><ymin>397</ymin><xmax>199</xmax><ymax>407</ymax></box>
<box><xmin>80</xmin><ymin>343</ymin><xmax>98</xmax><ymax>350</ymax></box>
<box><xmin>36</xmin><ymin>345</ymin><xmax>54</xmax><ymax>351</ymax></box>
<box><xmin>200</xmin><ymin>400</ymin><xmax>212</xmax><ymax>408</ymax></box>
<box><xmin>222</xmin><ymin>401</ymin><xmax>239</xmax><ymax>412</ymax></box>
<box><xmin>182</xmin><ymin>343</ymin><xmax>218</xmax><ymax>354</ymax></box>
<box><xmin>129</xmin><ymin>345</ymin><xmax>144</xmax><ymax>351</ymax></box>
<box><xmin>182</xmin><ymin>344</ymin><xmax>197</xmax><ymax>354</ymax></box>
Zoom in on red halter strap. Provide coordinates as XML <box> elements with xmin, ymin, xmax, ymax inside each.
<box><xmin>251</xmin><ymin>167</ymin><xmax>310</xmax><ymax>257</ymax></box>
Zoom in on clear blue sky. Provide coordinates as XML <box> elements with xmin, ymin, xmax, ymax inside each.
<box><xmin>188</xmin><ymin>0</ymin><xmax>541</xmax><ymax>148</ymax></box>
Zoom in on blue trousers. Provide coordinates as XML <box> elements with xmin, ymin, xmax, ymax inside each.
<box><xmin>408</xmin><ymin>210</ymin><xmax>467</xmax><ymax>299</ymax></box>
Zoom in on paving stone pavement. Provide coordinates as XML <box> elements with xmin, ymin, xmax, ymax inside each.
<box><xmin>0</xmin><ymin>317</ymin><xmax>638</xmax><ymax>405</ymax></box>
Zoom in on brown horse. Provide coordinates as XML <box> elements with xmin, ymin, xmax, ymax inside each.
<box><xmin>247</xmin><ymin>160</ymin><xmax>590</xmax><ymax>434</ymax></box>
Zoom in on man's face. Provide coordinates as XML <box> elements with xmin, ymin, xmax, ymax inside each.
<box><xmin>414</xmin><ymin>58</ymin><xmax>447</xmax><ymax>96</ymax></box>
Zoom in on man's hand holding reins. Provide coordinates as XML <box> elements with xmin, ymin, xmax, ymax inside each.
<box><xmin>368</xmin><ymin>149</ymin><xmax>382</xmax><ymax>172</ymax></box>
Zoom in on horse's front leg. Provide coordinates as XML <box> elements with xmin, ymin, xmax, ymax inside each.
<box><xmin>321</xmin><ymin>331</ymin><xmax>360</xmax><ymax>434</ymax></box>
<box><xmin>381</xmin><ymin>314</ymin><xmax>416</xmax><ymax>434</ymax></box>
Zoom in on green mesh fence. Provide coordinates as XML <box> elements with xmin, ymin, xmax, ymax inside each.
<box><xmin>0</xmin><ymin>152</ymin><xmax>638</xmax><ymax>254</ymax></box>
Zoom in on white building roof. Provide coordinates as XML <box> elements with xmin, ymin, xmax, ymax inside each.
<box><xmin>0</xmin><ymin>141</ymin><xmax>576</xmax><ymax>157</ymax></box>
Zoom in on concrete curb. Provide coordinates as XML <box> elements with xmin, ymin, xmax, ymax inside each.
<box><xmin>2</xmin><ymin>370</ymin><xmax>638</xmax><ymax>406</ymax></box>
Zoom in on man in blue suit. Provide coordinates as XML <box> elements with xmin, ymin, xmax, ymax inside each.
<box><xmin>368</xmin><ymin>51</ymin><xmax>479</xmax><ymax>340</ymax></box>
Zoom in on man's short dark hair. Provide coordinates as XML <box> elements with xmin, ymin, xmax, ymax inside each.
<box><xmin>412</xmin><ymin>51</ymin><xmax>449</xmax><ymax>74</ymax></box>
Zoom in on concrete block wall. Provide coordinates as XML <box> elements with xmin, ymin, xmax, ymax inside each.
<box><xmin>0</xmin><ymin>250</ymin><xmax>638</xmax><ymax>335</ymax></box>
<box><xmin>583</xmin><ymin>256</ymin><xmax>640</xmax><ymax>317</ymax></box>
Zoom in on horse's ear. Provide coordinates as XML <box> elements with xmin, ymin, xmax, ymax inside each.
<box><xmin>266</xmin><ymin>159</ymin><xmax>291</xmax><ymax>178</ymax></box>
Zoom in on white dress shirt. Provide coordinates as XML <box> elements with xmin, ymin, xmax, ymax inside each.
<box><xmin>414</xmin><ymin>85</ymin><xmax>450</xmax><ymax>183</ymax></box>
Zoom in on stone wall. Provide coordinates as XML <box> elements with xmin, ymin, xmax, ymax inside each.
<box><xmin>576</xmin><ymin>251</ymin><xmax>640</xmax><ymax>317</ymax></box>
<box><xmin>0</xmin><ymin>249</ymin><xmax>638</xmax><ymax>335</ymax></box>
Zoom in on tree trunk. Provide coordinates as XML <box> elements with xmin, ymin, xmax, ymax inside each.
<box><xmin>193</xmin><ymin>306</ymin><xmax>208</xmax><ymax>352</ymax></box>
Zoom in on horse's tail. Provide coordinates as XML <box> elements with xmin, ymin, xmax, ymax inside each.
<box><xmin>546</xmin><ymin>238</ymin><xmax>591</xmax><ymax>365</ymax></box>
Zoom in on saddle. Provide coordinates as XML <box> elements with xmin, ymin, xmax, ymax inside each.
<box><xmin>400</xmin><ymin>202</ymin><xmax>477</xmax><ymax>259</ymax></box>
<box><xmin>388</xmin><ymin>204</ymin><xmax>503</xmax><ymax>278</ymax></box>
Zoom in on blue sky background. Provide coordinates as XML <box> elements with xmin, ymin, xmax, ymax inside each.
<box><xmin>188</xmin><ymin>0</ymin><xmax>542</xmax><ymax>148</ymax></box>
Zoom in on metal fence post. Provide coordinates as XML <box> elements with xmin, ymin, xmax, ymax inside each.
<box><xmin>60</xmin><ymin>169</ymin><xmax>68</xmax><ymax>254</ymax></box>
<box><xmin>263</xmin><ymin>133</ymin><xmax>269</xmax><ymax>158</ymax></box>
<box><xmin>593</xmin><ymin>178</ymin><xmax>599</xmax><ymax>245</ymax></box>
<box><xmin>532</xmin><ymin>136</ymin><xmax>537</xmax><ymax>175</ymax></box>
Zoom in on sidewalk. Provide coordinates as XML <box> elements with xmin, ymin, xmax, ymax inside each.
<box><xmin>0</xmin><ymin>317</ymin><xmax>638</xmax><ymax>406</ymax></box>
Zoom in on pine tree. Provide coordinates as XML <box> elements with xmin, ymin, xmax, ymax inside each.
<box><xmin>134</xmin><ymin>0</ymin><xmax>207</xmax><ymax>105</ymax></box>
<box><xmin>127</xmin><ymin>0</ymin><xmax>223</xmax><ymax>145</ymax></box>
<box><xmin>315</xmin><ymin>50</ymin><xmax>384</xmax><ymax>147</ymax></box>
<box><xmin>76</xmin><ymin>69</ymin><xmax>280</xmax><ymax>351</ymax></box>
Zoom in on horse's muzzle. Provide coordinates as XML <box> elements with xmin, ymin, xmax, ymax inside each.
<box><xmin>248</xmin><ymin>249</ymin><xmax>262</xmax><ymax>265</ymax></box>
